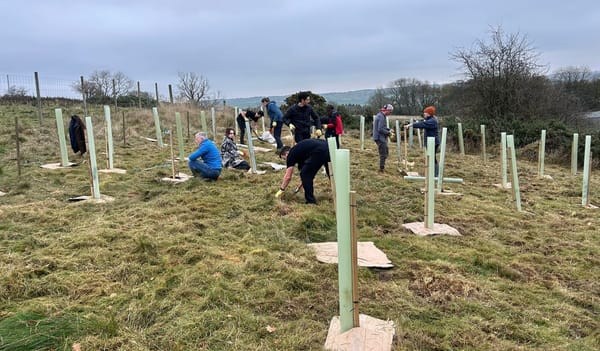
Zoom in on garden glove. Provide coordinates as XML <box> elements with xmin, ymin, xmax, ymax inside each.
<box><xmin>275</xmin><ymin>188</ymin><xmax>284</xmax><ymax>198</ymax></box>
<box><xmin>289</xmin><ymin>124</ymin><xmax>295</xmax><ymax>132</ymax></box>
<box><xmin>272</xmin><ymin>121</ymin><xmax>277</xmax><ymax>127</ymax></box>
<box><xmin>315</xmin><ymin>129</ymin><xmax>322</xmax><ymax>137</ymax></box>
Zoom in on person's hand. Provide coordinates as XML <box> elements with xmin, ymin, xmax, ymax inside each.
<box><xmin>289</xmin><ymin>124</ymin><xmax>295</xmax><ymax>132</ymax></box>
<box><xmin>269</xmin><ymin>128</ymin><xmax>274</xmax><ymax>134</ymax></box>
<box><xmin>323</xmin><ymin>124</ymin><xmax>328</xmax><ymax>129</ymax></box>
<box><xmin>275</xmin><ymin>188</ymin><xmax>284</xmax><ymax>198</ymax></box>
<box><xmin>315</xmin><ymin>129</ymin><xmax>322</xmax><ymax>137</ymax></box>
<box><xmin>404</xmin><ymin>124</ymin><xmax>410</xmax><ymax>130</ymax></box>
<box><xmin>238</xmin><ymin>151</ymin><xmax>244</xmax><ymax>157</ymax></box>
<box><xmin>272</xmin><ymin>121</ymin><xmax>277</xmax><ymax>127</ymax></box>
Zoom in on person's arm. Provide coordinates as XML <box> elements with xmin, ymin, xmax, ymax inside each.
<box><xmin>311</xmin><ymin>108</ymin><xmax>321</xmax><ymax>129</ymax></box>
<box><xmin>280</xmin><ymin>166</ymin><xmax>294</xmax><ymax>190</ymax></box>
<box><xmin>377</xmin><ymin>116</ymin><xmax>391</xmax><ymax>136</ymax></box>
<box><xmin>188</xmin><ymin>143</ymin><xmax>204</xmax><ymax>161</ymax></box>
<box><xmin>283</xmin><ymin>107</ymin><xmax>292</xmax><ymax>126</ymax></box>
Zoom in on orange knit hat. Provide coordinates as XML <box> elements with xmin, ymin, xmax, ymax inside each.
<box><xmin>424</xmin><ymin>106</ymin><xmax>436</xmax><ymax>116</ymax></box>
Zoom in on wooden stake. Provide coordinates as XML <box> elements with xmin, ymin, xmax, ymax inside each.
<box><xmin>122</xmin><ymin>111</ymin><xmax>126</xmax><ymax>145</ymax></box>
<box><xmin>15</xmin><ymin>116</ymin><xmax>21</xmax><ymax>177</ymax></box>
<box><xmin>350</xmin><ymin>191</ymin><xmax>359</xmax><ymax>328</ymax></box>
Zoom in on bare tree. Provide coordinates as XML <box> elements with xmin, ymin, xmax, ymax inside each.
<box><xmin>88</xmin><ymin>70</ymin><xmax>113</xmax><ymax>97</ymax></box>
<box><xmin>552</xmin><ymin>66</ymin><xmax>592</xmax><ymax>84</ymax></box>
<box><xmin>451</xmin><ymin>26</ymin><xmax>547</xmax><ymax>132</ymax></box>
<box><xmin>112</xmin><ymin>71</ymin><xmax>134</xmax><ymax>97</ymax></box>
<box><xmin>72</xmin><ymin>70</ymin><xmax>133</xmax><ymax>100</ymax></box>
<box><xmin>177</xmin><ymin>72</ymin><xmax>212</xmax><ymax>106</ymax></box>
<box><xmin>367</xmin><ymin>87</ymin><xmax>389</xmax><ymax>112</ymax></box>
<box><xmin>388</xmin><ymin>78</ymin><xmax>440</xmax><ymax>115</ymax></box>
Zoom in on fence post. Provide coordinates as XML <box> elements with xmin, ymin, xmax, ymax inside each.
<box><xmin>34</xmin><ymin>72</ymin><xmax>42</xmax><ymax>126</ymax></box>
<box><xmin>168</xmin><ymin>84</ymin><xmax>174</xmax><ymax>104</ymax></box>
<box><xmin>154</xmin><ymin>82</ymin><xmax>160</xmax><ymax>107</ymax></box>
<box><xmin>137</xmin><ymin>81</ymin><xmax>142</xmax><ymax>109</ymax></box>
<box><xmin>112</xmin><ymin>79</ymin><xmax>118</xmax><ymax>113</ymax></box>
<box><xmin>15</xmin><ymin>117</ymin><xmax>21</xmax><ymax>177</ymax></box>
<box><xmin>81</xmin><ymin>76</ymin><xmax>88</xmax><ymax>117</ymax></box>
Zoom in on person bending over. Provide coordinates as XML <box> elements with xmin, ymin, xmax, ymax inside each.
<box><xmin>236</xmin><ymin>110</ymin><xmax>264</xmax><ymax>145</ymax></box>
<box><xmin>275</xmin><ymin>139</ymin><xmax>330</xmax><ymax>204</ymax></box>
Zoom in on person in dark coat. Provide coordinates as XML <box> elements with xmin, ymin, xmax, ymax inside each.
<box><xmin>322</xmin><ymin>104</ymin><xmax>343</xmax><ymax>148</ymax></box>
<box><xmin>283</xmin><ymin>91</ymin><xmax>322</xmax><ymax>143</ymax></box>
<box><xmin>236</xmin><ymin>110</ymin><xmax>264</xmax><ymax>145</ymax></box>
<box><xmin>68</xmin><ymin>115</ymin><xmax>86</xmax><ymax>155</ymax></box>
<box><xmin>275</xmin><ymin>139</ymin><xmax>330</xmax><ymax>204</ymax></box>
<box><xmin>406</xmin><ymin>105</ymin><xmax>440</xmax><ymax>176</ymax></box>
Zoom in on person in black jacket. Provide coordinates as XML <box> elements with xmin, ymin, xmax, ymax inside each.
<box><xmin>236</xmin><ymin>110</ymin><xmax>264</xmax><ymax>145</ymax></box>
<box><xmin>283</xmin><ymin>91</ymin><xmax>322</xmax><ymax>143</ymax></box>
<box><xmin>275</xmin><ymin>139</ymin><xmax>330</xmax><ymax>204</ymax></box>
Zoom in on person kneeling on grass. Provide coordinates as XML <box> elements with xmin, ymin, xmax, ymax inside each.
<box><xmin>275</xmin><ymin>139</ymin><xmax>330</xmax><ymax>204</ymax></box>
<box><xmin>221</xmin><ymin>128</ymin><xmax>250</xmax><ymax>170</ymax></box>
<box><xmin>188</xmin><ymin>132</ymin><xmax>222</xmax><ymax>181</ymax></box>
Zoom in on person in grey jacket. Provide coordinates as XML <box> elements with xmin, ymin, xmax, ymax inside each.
<box><xmin>372</xmin><ymin>104</ymin><xmax>394</xmax><ymax>173</ymax></box>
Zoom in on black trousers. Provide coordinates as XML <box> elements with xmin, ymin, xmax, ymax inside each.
<box><xmin>299</xmin><ymin>155</ymin><xmax>328</xmax><ymax>204</ymax></box>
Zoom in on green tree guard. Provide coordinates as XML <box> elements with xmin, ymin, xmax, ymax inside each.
<box><xmin>54</xmin><ymin>108</ymin><xmax>70</xmax><ymax>167</ymax></box>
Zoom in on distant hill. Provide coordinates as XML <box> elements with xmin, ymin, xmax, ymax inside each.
<box><xmin>224</xmin><ymin>89</ymin><xmax>376</xmax><ymax>108</ymax></box>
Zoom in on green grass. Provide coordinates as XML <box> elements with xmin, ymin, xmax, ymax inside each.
<box><xmin>0</xmin><ymin>102</ymin><xmax>599</xmax><ymax>350</ymax></box>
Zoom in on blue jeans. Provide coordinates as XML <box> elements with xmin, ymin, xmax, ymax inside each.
<box><xmin>188</xmin><ymin>160</ymin><xmax>221</xmax><ymax>180</ymax></box>
<box><xmin>273</xmin><ymin>122</ymin><xmax>283</xmax><ymax>149</ymax></box>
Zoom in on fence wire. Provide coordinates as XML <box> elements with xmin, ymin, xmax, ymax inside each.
<box><xmin>0</xmin><ymin>73</ymin><xmax>175</xmax><ymax>101</ymax></box>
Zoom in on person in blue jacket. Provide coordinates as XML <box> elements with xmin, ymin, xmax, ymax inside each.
<box><xmin>406</xmin><ymin>105</ymin><xmax>440</xmax><ymax>176</ymax></box>
<box><xmin>188</xmin><ymin>132</ymin><xmax>222</xmax><ymax>180</ymax></box>
<box><xmin>261</xmin><ymin>97</ymin><xmax>284</xmax><ymax>150</ymax></box>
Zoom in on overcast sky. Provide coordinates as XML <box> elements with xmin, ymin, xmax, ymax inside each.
<box><xmin>2</xmin><ymin>0</ymin><xmax>599</xmax><ymax>99</ymax></box>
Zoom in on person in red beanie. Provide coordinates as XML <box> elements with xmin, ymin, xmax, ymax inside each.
<box><xmin>405</xmin><ymin>105</ymin><xmax>440</xmax><ymax>176</ymax></box>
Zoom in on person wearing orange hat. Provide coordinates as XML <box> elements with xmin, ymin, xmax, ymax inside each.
<box><xmin>372</xmin><ymin>103</ymin><xmax>395</xmax><ymax>173</ymax></box>
<box><xmin>405</xmin><ymin>105</ymin><xmax>440</xmax><ymax>176</ymax></box>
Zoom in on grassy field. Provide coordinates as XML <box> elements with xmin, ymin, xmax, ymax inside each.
<box><xmin>0</xmin><ymin>103</ymin><xmax>598</xmax><ymax>350</ymax></box>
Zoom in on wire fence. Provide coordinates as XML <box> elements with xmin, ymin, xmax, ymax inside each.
<box><xmin>0</xmin><ymin>72</ymin><xmax>174</xmax><ymax>102</ymax></box>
